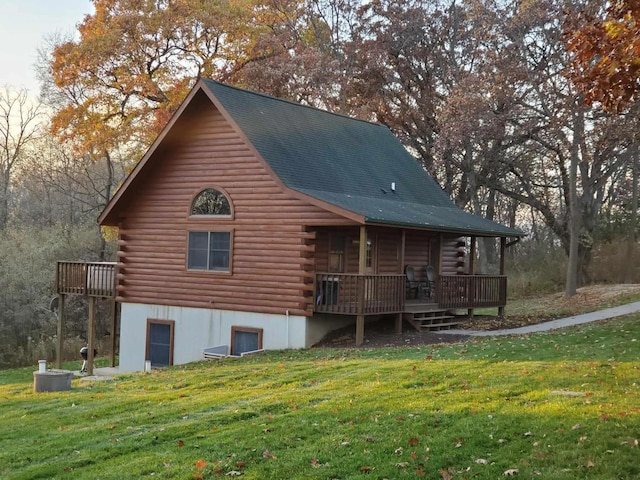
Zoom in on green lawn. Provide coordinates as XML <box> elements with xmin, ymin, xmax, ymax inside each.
<box><xmin>1</xmin><ymin>316</ymin><xmax>639</xmax><ymax>479</ymax></box>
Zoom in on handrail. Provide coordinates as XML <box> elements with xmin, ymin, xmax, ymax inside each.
<box><xmin>314</xmin><ymin>273</ymin><xmax>405</xmax><ymax>315</ymax></box>
<box><xmin>438</xmin><ymin>274</ymin><xmax>507</xmax><ymax>309</ymax></box>
<box><xmin>314</xmin><ymin>273</ymin><xmax>507</xmax><ymax>314</ymax></box>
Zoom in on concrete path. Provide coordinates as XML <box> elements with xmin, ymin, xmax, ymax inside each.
<box><xmin>442</xmin><ymin>301</ymin><xmax>640</xmax><ymax>337</ymax></box>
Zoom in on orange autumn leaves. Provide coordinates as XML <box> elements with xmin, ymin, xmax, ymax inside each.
<box><xmin>565</xmin><ymin>1</ymin><xmax>640</xmax><ymax>112</ymax></box>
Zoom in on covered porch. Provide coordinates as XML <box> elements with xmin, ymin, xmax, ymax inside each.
<box><xmin>312</xmin><ymin>225</ymin><xmax>513</xmax><ymax>345</ymax></box>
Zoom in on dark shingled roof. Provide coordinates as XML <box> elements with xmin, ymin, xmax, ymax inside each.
<box><xmin>204</xmin><ymin>80</ymin><xmax>522</xmax><ymax>237</ymax></box>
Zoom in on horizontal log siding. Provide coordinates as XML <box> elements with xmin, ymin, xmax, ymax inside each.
<box><xmin>441</xmin><ymin>236</ymin><xmax>466</xmax><ymax>275</ymax></box>
<box><xmin>403</xmin><ymin>231</ymin><xmax>432</xmax><ymax>281</ymax></box>
<box><xmin>376</xmin><ymin>229</ymin><xmax>402</xmax><ymax>274</ymax></box>
<box><xmin>115</xmin><ymin>98</ymin><xmax>354</xmax><ymax>316</ymax></box>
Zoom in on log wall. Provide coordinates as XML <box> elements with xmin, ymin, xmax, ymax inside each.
<box><xmin>114</xmin><ymin>93</ymin><xmax>354</xmax><ymax>316</ymax></box>
<box><xmin>440</xmin><ymin>236</ymin><xmax>466</xmax><ymax>275</ymax></box>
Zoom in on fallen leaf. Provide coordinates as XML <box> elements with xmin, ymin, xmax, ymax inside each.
<box><xmin>408</xmin><ymin>437</ymin><xmax>419</xmax><ymax>446</ymax></box>
<box><xmin>415</xmin><ymin>469</ymin><xmax>426</xmax><ymax>476</ymax></box>
<box><xmin>504</xmin><ymin>469</ymin><xmax>519</xmax><ymax>476</ymax></box>
<box><xmin>177</xmin><ymin>440</ymin><xmax>185</xmax><ymax>447</ymax></box>
<box><xmin>394</xmin><ymin>447</ymin><xmax>403</xmax><ymax>455</ymax></box>
<box><xmin>587</xmin><ymin>460</ymin><xmax>595</xmax><ymax>468</ymax></box>
<box><xmin>476</xmin><ymin>458</ymin><xmax>488</xmax><ymax>464</ymax></box>
<box><xmin>236</xmin><ymin>461</ymin><xmax>245</xmax><ymax>468</ymax></box>
<box><xmin>310</xmin><ymin>458</ymin><xmax>328</xmax><ymax>468</ymax></box>
<box><xmin>194</xmin><ymin>459</ymin><xmax>206</xmax><ymax>470</ymax></box>
<box><xmin>360</xmin><ymin>465</ymin><xmax>372</xmax><ymax>473</ymax></box>
<box><xmin>440</xmin><ymin>469</ymin><xmax>452</xmax><ymax>480</ymax></box>
<box><xmin>395</xmin><ymin>462</ymin><xmax>410</xmax><ymax>468</ymax></box>
<box><xmin>226</xmin><ymin>471</ymin><xmax>242</xmax><ymax>476</ymax></box>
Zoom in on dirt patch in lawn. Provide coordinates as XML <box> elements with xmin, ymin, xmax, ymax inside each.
<box><xmin>313</xmin><ymin>318</ymin><xmax>471</xmax><ymax>348</ymax></box>
<box><xmin>313</xmin><ymin>284</ymin><xmax>640</xmax><ymax>348</ymax></box>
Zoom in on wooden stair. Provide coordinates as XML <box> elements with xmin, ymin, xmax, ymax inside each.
<box><xmin>403</xmin><ymin>302</ymin><xmax>459</xmax><ymax>331</ymax></box>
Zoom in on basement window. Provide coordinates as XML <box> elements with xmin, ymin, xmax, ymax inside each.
<box><xmin>231</xmin><ymin>327</ymin><xmax>263</xmax><ymax>356</ymax></box>
<box><xmin>146</xmin><ymin>319</ymin><xmax>174</xmax><ymax>367</ymax></box>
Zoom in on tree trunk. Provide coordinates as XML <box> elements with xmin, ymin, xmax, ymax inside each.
<box><xmin>0</xmin><ymin>171</ymin><xmax>8</xmax><ymax>231</ymax></box>
<box><xmin>624</xmin><ymin>140</ymin><xmax>638</xmax><ymax>282</ymax></box>
<box><xmin>566</xmin><ymin>99</ymin><xmax>584</xmax><ymax>297</ymax></box>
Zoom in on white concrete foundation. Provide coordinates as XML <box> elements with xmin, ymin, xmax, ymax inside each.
<box><xmin>117</xmin><ymin>303</ymin><xmax>346</xmax><ymax>372</ymax></box>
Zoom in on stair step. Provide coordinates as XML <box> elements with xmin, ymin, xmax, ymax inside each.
<box><xmin>413</xmin><ymin>313</ymin><xmax>453</xmax><ymax>320</ymax></box>
<box><xmin>420</xmin><ymin>321</ymin><xmax>460</xmax><ymax>331</ymax></box>
<box><xmin>416</xmin><ymin>315</ymin><xmax>455</xmax><ymax>324</ymax></box>
<box><xmin>404</xmin><ymin>305</ymin><xmax>438</xmax><ymax>313</ymax></box>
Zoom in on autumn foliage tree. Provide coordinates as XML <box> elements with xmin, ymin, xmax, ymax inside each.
<box><xmin>565</xmin><ymin>0</ymin><xmax>640</xmax><ymax>112</ymax></box>
<box><xmin>47</xmin><ymin>0</ymin><xmax>319</xmax><ymax>158</ymax></box>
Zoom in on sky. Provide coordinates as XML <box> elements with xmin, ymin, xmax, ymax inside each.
<box><xmin>0</xmin><ymin>1</ymin><xmax>94</xmax><ymax>96</ymax></box>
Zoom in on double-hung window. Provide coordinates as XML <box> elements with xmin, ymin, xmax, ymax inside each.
<box><xmin>188</xmin><ymin>231</ymin><xmax>231</xmax><ymax>271</ymax></box>
<box><xmin>188</xmin><ymin>188</ymin><xmax>233</xmax><ymax>272</ymax></box>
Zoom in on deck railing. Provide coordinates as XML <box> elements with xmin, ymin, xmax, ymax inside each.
<box><xmin>56</xmin><ymin>261</ymin><xmax>117</xmax><ymax>298</ymax></box>
<box><xmin>314</xmin><ymin>273</ymin><xmax>406</xmax><ymax>315</ymax></box>
<box><xmin>438</xmin><ymin>274</ymin><xmax>507</xmax><ymax>309</ymax></box>
<box><xmin>314</xmin><ymin>273</ymin><xmax>507</xmax><ymax>314</ymax></box>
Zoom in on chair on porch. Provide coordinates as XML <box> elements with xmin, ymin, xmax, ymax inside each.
<box><xmin>405</xmin><ymin>265</ymin><xmax>427</xmax><ymax>299</ymax></box>
<box><xmin>425</xmin><ymin>265</ymin><xmax>436</xmax><ymax>300</ymax></box>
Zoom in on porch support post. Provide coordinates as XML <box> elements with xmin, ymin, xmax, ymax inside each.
<box><xmin>468</xmin><ymin>237</ymin><xmax>477</xmax><ymax>318</ymax></box>
<box><xmin>394</xmin><ymin>313</ymin><xmax>403</xmax><ymax>334</ymax></box>
<box><xmin>498</xmin><ymin>237</ymin><xmax>506</xmax><ymax>318</ymax></box>
<box><xmin>399</xmin><ymin>230</ymin><xmax>406</xmax><ymax>272</ymax></box>
<box><xmin>356</xmin><ymin>225</ymin><xmax>367</xmax><ymax>346</ymax></box>
<box><xmin>87</xmin><ymin>296</ymin><xmax>96</xmax><ymax>376</ymax></box>
<box><xmin>56</xmin><ymin>294</ymin><xmax>66</xmax><ymax>369</ymax></box>
<box><xmin>109</xmin><ymin>298</ymin><xmax>118</xmax><ymax>368</ymax></box>
<box><xmin>356</xmin><ymin>315</ymin><xmax>365</xmax><ymax>346</ymax></box>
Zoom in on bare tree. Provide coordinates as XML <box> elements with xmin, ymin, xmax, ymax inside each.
<box><xmin>0</xmin><ymin>87</ymin><xmax>42</xmax><ymax>230</ymax></box>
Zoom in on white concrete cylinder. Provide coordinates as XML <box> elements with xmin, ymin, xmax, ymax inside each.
<box><xmin>38</xmin><ymin>360</ymin><xmax>47</xmax><ymax>373</ymax></box>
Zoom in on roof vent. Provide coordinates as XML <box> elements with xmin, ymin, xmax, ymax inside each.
<box><xmin>391</xmin><ymin>182</ymin><xmax>396</xmax><ymax>192</ymax></box>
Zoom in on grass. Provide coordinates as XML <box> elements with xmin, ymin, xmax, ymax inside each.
<box><xmin>1</xmin><ymin>315</ymin><xmax>640</xmax><ymax>479</ymax></box>
<box><xmin>472</xmin><ymin>284</ymin><xmax>640</xmax><ymax>327</ymax></box>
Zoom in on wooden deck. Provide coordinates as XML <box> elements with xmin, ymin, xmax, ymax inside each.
<box><xmin>56</xmin><ymin>261</ymin><xmax>117</xmax><ymax>298</ymax></box>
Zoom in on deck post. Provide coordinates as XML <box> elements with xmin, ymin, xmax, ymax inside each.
<box><xmin>468</xmin><ymin>237</ymin><xmax>476</xmax><ymax>318</ymax></box>
<box><xmin>394</xmin><ymin>313</ymin><xmax>403</xmax><ymax>334</ymax></box>
<box><xmin>356</xmin><ymin>315</ymin><xmax>365</xmax><ymax>346</ymax></box>
<box><xmin>87</xmin><ymin>296</ymin><xmax>96</xmax><ymax>376</ymax></box>
<box><xmin>355</xmin><ymin>226</ymin><xmax>367</xmax><ymax>346</ymax></box>
<box><xmin>56</xmin><ymin>294</ymin><xmax>66</xmax><ymax>369</ymax></box>
<box><xmin>109</xmin><ymin>298</ymin><xmax>118</xmax><ymax>368</ymax></box>
<box><xmin>498</xmin><ymin>237</ymin><xmax>506</xmax><ymax>317</ymax></box>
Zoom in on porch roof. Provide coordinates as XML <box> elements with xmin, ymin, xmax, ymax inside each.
<box><xmin>205</xmin><ymin>80</ymin><xmax>522</xmax><ymax>238</ymax></box>
<box><xmin>297</xmin><ymin>189</ymin><xmax>520</xmax><ymax>236</ymax></box>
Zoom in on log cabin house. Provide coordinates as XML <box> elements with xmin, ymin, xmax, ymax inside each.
<box><xmin>56</xmin><ymin>80</ymin><xmax>522</xmax><ymax>373</ymax></box>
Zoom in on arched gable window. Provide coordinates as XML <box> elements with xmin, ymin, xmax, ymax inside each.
<box><xmin>190</xmin><ymin>188</ymin><xmax>231</xmax><ymax>216</ymax></box>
